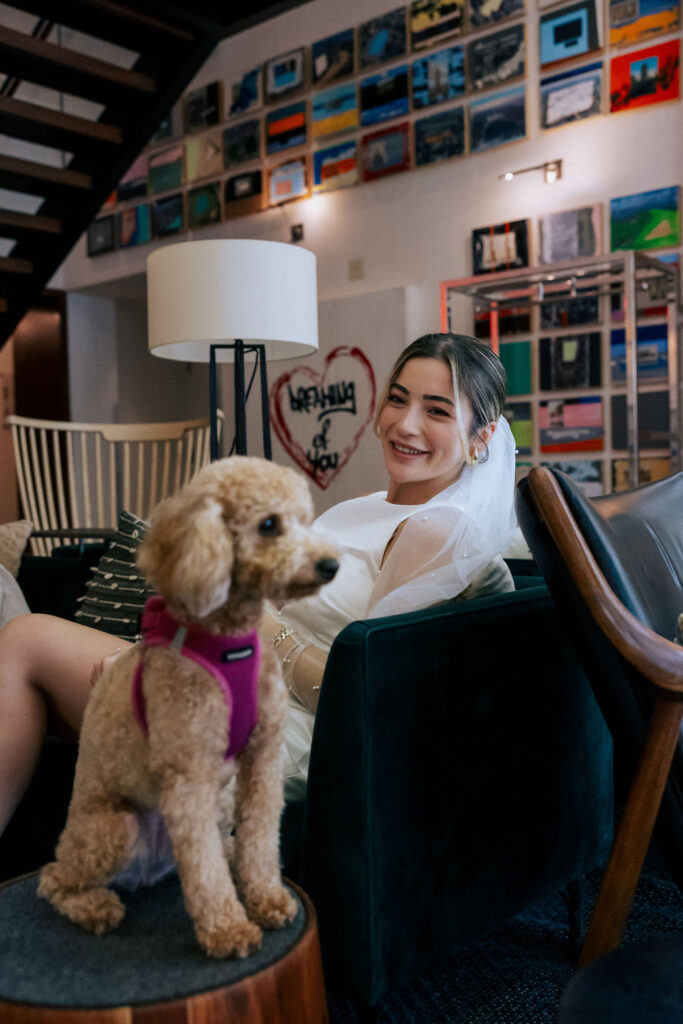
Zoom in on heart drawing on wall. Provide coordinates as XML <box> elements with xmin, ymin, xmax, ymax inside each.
<box><xmin>270</xmin><ymin>345</ymin><xmax>377</xmax><ymax>489</ymax></box>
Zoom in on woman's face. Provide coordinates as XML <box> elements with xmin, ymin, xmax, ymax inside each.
<box><xmin>378</xmin><ymin>356</ymin><xmax>474</xmax><ymax>504</ymax></box>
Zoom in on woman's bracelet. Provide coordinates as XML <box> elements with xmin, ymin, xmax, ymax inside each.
<box><xmin>282</xmin><ymin>641</ymin><xmax>301</xmax><ymax>666</ymax></box>
<box><xmin>272</xmin><ymin>626</ymin><xmax>296</xmax><ymax>648</ymax></box>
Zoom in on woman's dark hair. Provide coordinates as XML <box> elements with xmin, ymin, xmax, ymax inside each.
<box><xmin>373</xmin><ymin>332</ymin><xmax>507</xmax><ymax>464</ymax></box>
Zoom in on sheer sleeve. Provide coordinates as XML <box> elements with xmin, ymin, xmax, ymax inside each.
<box><xmin>367</xmin><ymin>507</ymin><xmax>494</xmax><ymax>618</ymax></box>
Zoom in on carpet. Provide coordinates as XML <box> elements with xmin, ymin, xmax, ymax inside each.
<box><xmin>327</xmin><ymin>858</ymin><xmax>683</xmax><ymax>1023</ymax></box>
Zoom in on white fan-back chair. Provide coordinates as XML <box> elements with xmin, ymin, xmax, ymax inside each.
<box><xmin>7</xmin><ymin>414</ymin><xmax>221</xmax><ymax>555</ymax></box>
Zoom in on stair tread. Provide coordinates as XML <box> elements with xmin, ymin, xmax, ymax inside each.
<box><xmin>0</xmin><ymin>25</ymin><xmax>157</xmax><ymax>105</ymax></box>
<box><xmin>7</xmin><ymin>0</ymin><xmax>197</xmax><ymax>52</ymax></box>
<box><xmin>0</xmin><ymin>255</ymin><xmax>34</xmax><ymax>275</ymax></box>
<box><xmin>0</xmin><ymin>208</ymin><xmax>62</xmax><ymax>234</ymax></box>
<box><xmin>0</xmin><ymin>154</ymin><xmax>92</xmax><ymax>191</ymax></box>
<box><xmin>0</xmin><ymin>95</ymin><xmax>122</xmax><ymax>146</ymax></box>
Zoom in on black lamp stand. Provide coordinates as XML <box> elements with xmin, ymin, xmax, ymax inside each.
<box><xmin>209</xmin><ymin>341</ymin><xmax>272</xmax><ymax>461</ymax></box>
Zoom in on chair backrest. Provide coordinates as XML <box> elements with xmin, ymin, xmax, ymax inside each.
<box><xmin>6</xmin><ymin>414</ymin><xmax>220</xmax><ymax>555</ymax></box>
<box><xmin>516</xmin><ymin>468</ymin><xmax>683</xmax><ymax>887</ymax></box>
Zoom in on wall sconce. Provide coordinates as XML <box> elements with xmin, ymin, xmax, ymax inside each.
<box><xmin>499</xmin><ymin>159</ymin><xmax>563</xmax><ymax>184</ymax></box>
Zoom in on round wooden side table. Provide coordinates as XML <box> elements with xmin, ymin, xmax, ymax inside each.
<box><xmin>0</xmin><ymin>872</ymin><xmax>328</xmax><ymax>1023</ymax></box>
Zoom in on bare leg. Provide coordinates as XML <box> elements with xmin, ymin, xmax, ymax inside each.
<box><xmin>0</xmin><ymin>614</ymin><xmax>131</xmax><ymax>835</ymax></box>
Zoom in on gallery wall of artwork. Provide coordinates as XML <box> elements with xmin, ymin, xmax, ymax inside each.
<box><xmin>85</xmin><ymin>0</ymin><xmax>682</xmax><ymax>258</ymax></box>
<box><xmin>60</xmin><ymin>0</ymin><xmax>681</xmax><ymax>505</ymax></box>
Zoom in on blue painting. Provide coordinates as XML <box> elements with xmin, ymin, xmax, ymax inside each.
<box><xmin>610</xmin><ymin>324</ymin><xmax>669</xmax><ymax>383</ymax></box>
<box><xmin>312</xmin><ymin>28</ymin><xmax>355</xmax><ymax>85</ymax></box>
<box><xmin>359</xmin><ymin>8</ymin><xmax>407</xmax><ymax>68</ymax></box>
<box><xmin>412</xmin><ymin>46</ymin><xmax>465</xmax><ymax>108</ymax></box>
<box><xmin>415</xmin><ymin>108</ymin><xmax>465</xmax><ymax>164</ymax></box>
<box><xmin>469</xmin><ymin>85</ymin><xmax>526</xmax><ymax>152</ymax></box>
<box><xmin>360</xmin><ymin>65</ymin><xmax>410</xmax><ymax>126</ymax></box>
<box><xmin>540</xmin><ymin>0</ymin><xmax>600</xmax><ymax>67</ymax></box>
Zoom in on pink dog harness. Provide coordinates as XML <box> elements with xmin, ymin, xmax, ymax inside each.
<box><xmin>131</xmin><ymin>596</ymin><xmax>260</xmax><ymax>761</ymax></box>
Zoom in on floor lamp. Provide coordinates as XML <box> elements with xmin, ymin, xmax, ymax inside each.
<box><xmin>147</xmin><ymin>239</ymin><xmax>318</xmax><ymax>460</ymax></box>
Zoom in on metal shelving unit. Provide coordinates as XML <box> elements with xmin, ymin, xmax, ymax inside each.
<box><xmin>440</xmin><ymin>251</ymin><xmax>682</xmax><ymax>489</ymax></box>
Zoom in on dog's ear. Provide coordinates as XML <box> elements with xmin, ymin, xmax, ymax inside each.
<box><xmin>137</xmin><ymin>494</ymin><xmax>234</xmax><ymax>619</ymax></box>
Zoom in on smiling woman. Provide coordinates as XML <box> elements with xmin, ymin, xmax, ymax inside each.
<box><xmin>263</xmin><ymin>331</ymin><xmax>517</xmax><ymax>798</ymax></box>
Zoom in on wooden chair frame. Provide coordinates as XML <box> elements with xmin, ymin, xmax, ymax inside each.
<box><xmin>526</xmin><ymin>467</ymin><xmax>683</xmax><ymax>967</ymax></box>
<box><xmin>6</xmin><ymin>414</ymin><xmax>221</xmax><ymax>555</ymax></box>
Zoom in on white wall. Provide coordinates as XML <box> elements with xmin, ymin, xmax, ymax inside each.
<box><xmin>52</xmin><ymin>0</ymin><xmax>683</xmax><ymax>501</ymax></box>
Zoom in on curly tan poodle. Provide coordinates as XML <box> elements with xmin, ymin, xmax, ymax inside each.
<box><xmin>38</xmin><ymin>456</ymin><xmax>338</xmax><ymax>958</ymax></box>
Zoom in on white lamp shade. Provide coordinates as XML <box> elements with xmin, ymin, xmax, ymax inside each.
<box><xmin>147</xmin><ymin>239</ymin><xmax>318</xmax><ymax>362</ymax></box>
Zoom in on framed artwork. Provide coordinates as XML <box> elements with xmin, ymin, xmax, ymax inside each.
<box><xmin>264</xmin><ymin>48</ymin><xmax>307</xmax><ymax>103</ymax></box>
<box><xmin>269</xmin><ymin>157</ymin><xmax>309</xmax><ymax>206</ymax></box>
<box><xmin>611</xmin><ymin>390</ymin><xmax>669</xmax><ymax>449</ymax></box>
<box><xmin>503</xmin><ymin>400</ymin><xmax>533</xmax><ymax>453</ymax></box>
<box><xmin>609</xmin><ymin>0</ymin><xmax>680</xmax><ymax>48</ymax></box>
<box><xmin>469</xmin><ymin>85</ymin><xmax>527</xmax><ymax>153</ymax></box>
<box><xmin>414</xmin><ymin>107</ymin><xmax>466</xmax><ymax>165</ymax></box>
<box><xmin>468</xmin><ymin>0</ymin><xmax>525</xmax><ymax>29</ymax></box>
<box><xmin>540</xmin><ymin>294</ymin><xmax>601</xmax><ymax>328</ymax></box>
<box><xmin>360</xmin><ymin>65</ymin><xmax>410</xmax><ymax>127</ymax></box>
<box><xmin>227</xmin><ymin>68</ymin><xmax>262</xmax><ymax>117</ymax></box>
<box><xmin>539</xmin><ymin>396</ymin><xmax>604</xmax><ymax>453</ymax></box>
<box><xmin>499</xmin><ymin>340</ymin><xmax>532</xmax><ymax>395</ymax></box>
<box><xmin>187</xmin><ymin>182</ymin><xmax>222</xmax><ymax>229</ymax></box>
<box><xmin>147</xmin><ymin>145</ymin><xmax>184</xmax><ymax>195</ymax></box>
<box><xmin>540</xmin><ymin>61</ymin><xmax>602</xmax><ymax>129</ymax></box>
<box><xmin>473</xmin><ymin>301</ymin><xmax>531</xmax><ymax>337</ymax></box>
<box><xmin>610</xmin><ymin>39</ymin><xmax>680</xmax><ymax>113</ymax></box>
<box><xmin>544</xmin><ymin>459</ymin><xmax>603</xmax><ymax>496</ymax></box>
<box><xmin>313</xmin><ymin>139</ymin><xmax>358</xmax><ymax>192</ymax></box>
<box><xmin>612</xmin><ymin>457</ymin><xmax>671</xmax><ymax>491</ymax></box>
<box><xmin>472</xmin><ymin>219</ymin><xmax>529</xmax><ymax>274</ymax></box>
<box><xmin>412</xmin><ymin>46</ymin><xmax>466</xmax><ymax>109</ymax></box>
<box><xmin>538</xmin><ymin>204</ymin><xmax>602</xmax><ymax>263</ymax></box>
<box><xmin>361</xmin><ymin>123</ymin><xmax>411</xmax><ymax>181</ymax></box>
<box><xmin>116</xmin><ymin>155</ymin><xmax>147</xmax><ymax>203</ymax></box>
<box><xmin>539</xmin><ymin>0</ymin><xmax>601</xmax><ymax>68</ymax></box>
<box><xmin>311</xmin><ymin>82</ymin><xmax>359</xmax><ymax>138</ymax></box>
<box><xmin>182</xmin><ymin>82</ymin><xmax>221</xmax><ymax>133</ymax></box>
<box><xmin>223</xmin><ymin>119</ymin><xmax>261</xmax><ymax>169</ymax></box>
<box><xmin>86</xmin><ymin>216</ymin><xmax>115</xmax><ymax>257</ymax></box>
<box><xmin>224</xmin><ymin>170</ymin><xmax>264</xmax><ymax>218</ymax></box>
<box><xmin>359</xmin><ymin>8</ymin><xmax>407</xmax><ymax>68</ymax></box>
<box><xmin>117</xmin><ymin>205</ymin><xmax>150</xmax><ymax>248</ymax></box>
<box><xmin>148</xmin><ymin>104</ymin><xmax>182</xmax><ymax>146</ymax></box>
<box><xmin>610</xmin><ymin>186</ymin><xmax>681</xmax><ymax>251</ymax></box>
<box><xmin>312</xmin><ymin>28</ymin><xmax>356</xmax><ymax>87</ymax></box>
<box><xmin>265</xmin><ymin>101</ymin><xmax>307</xmax><ymax>154</ymax></box>
<box><xmin>610</xmin><ymin>324</ymin><xmax>669</xmax><ymax>384</ymax></box>
<box><xmin>409</xmin><ymin>0</ymin><xmax>465</xmax><ymax>49</ymax></box>
<box><xmin>150</xmin><ymin>193</ymin><xmax>185</xmax><ymax>238</ymax></box>
<box><xmin>467</xmin><ymin>24</ymin><xmax>526</xmax><ymax>92</ymax></box>
<box><xmin>539</xmin><ymin>332</ymin><xmax>602</xmax><ymax>390</ymax></box>
<box><xmin>184</xmin><ymin>129</ymin><xmax>222</xmax><ymax>183</ymax></box>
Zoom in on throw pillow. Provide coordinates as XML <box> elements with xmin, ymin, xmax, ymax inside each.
<box><xmin>75</xmin><ymin>510</ymin><xmax>154</xmax><ymax>641</ymax></box>
<box><xmin>0</xmin><ymin>520</ymin><xmax>33</xmax><ymax>577</ymax></box>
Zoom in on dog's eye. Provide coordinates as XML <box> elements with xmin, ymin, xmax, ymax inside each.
<box><xmin>258</xmin><ymin>515</ymin><xmax>281</xmax><ymax>537</ymax></box>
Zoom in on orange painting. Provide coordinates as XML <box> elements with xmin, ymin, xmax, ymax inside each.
<box><xmin>609</xmin><ymin>0</ymin><xmax>680</xmax><ymax>47</ymax></box>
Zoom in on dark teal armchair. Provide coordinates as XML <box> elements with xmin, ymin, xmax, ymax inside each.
<box><xmin>283</xmin><ymin>576</ymin><xmax>614</xmax><ymax>1007</ymax></box>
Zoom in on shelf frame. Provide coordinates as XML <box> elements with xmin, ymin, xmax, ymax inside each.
<box><xmin>440</xmin><ymin>251</ymin><xmax>682</xmax><ymax>488</ymax></box>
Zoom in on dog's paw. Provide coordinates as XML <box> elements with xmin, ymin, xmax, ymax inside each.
<box><xmin>244</xmin><ymin>885</ymin><xmax>298</xmax><ymax>930</ymax></box>
<box><xmin>38</xmin><ymin>869</ymin><xmax>124</xmax><ymax>935</ymax></box>
<box><xmin>198</xmin><ymin>917</ymin><xmax>263</xmax><ymax>959</ymax></box>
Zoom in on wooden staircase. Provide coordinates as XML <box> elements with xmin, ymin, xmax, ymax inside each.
<box><xmin>0</xmin><ymin>0</ymin><xmax>309</xmax><ymax>347</ymax></box>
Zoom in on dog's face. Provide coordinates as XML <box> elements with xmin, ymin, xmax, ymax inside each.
<box><xmin>137</xmin><ymin>457</ymin><xmax>339</xmax><ymax>623</ymax></box>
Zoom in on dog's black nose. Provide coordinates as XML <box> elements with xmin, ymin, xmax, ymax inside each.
<box><xmin>315</xmin><ymin>557</ymin><xmax>339</xmax><ymax>583</ymax></box>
